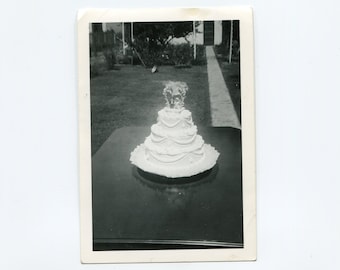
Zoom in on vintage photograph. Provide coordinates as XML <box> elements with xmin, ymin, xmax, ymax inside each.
<box><xmin>78</xmin><ymin>8</ymin><xmax>255</xmax><ymax>263</ymax></box>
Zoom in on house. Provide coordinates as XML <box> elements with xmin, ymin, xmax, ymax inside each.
<box><xmin>90</xmin><ymin>21</ymin><xmax>224</xmax><ymax>46</ymax></box>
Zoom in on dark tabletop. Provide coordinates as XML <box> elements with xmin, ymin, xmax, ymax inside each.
<box><xmin>92</xmin><ymin>126</ymin><xmax>243</xmax><ymax>250</ymax></box>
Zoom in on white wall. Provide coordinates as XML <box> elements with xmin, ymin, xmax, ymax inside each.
<box><xmin>214</xmin><ymin>20</ymin><xmax>222</xmax><ymax>45</ymax></box>
<box><xmin>170</xmin><ymin>21</ymin><xmax>222</xmax><ymax>45</ymax></box>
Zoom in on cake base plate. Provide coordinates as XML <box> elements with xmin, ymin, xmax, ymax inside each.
<box><xmin>130</xmin><ymin>144</ymin><xmax>220</xmax><ymax>178</ymax></box>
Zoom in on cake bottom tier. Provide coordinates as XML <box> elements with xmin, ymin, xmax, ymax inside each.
<box><xmin>130</xmin><ymin>143</ymin><xmax>220</xmax><ymax>178</ymax></box>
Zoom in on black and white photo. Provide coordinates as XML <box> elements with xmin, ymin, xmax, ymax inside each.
<box><xmin>78</xmin><ymin>7</ymin><xmax>256</xmax><ymax>263</ymax></box>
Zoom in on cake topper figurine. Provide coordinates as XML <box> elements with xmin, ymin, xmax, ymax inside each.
<box><xmin>163</xmin><ymin>81</ymin><xmax>189</xmax><ymax>109</ymax></box>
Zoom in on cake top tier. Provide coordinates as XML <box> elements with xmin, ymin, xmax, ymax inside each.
<box><xmin>163</xmin><ymin>81</ymin><xmax>188</xmax><ymax>110</ymax></box>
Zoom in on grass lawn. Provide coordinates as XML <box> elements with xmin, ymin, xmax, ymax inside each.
<box><xmin>90</xmin><ymin>65</ymin><xmax>211</xmax><ymax>155</ymax></box>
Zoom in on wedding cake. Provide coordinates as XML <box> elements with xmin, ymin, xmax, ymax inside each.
<box><xmin>130</xmin><ymin>81</ymin><xmax>219</xmax><ymax>178</ymax></box>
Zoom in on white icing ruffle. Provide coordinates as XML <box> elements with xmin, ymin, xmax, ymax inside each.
<box><xmin>130</xmin><ymin>143</ymin><xmax>220</xmax><ymax>178</ymax></box>
<box><xmin>151</xmin><ymin>124</ymin><xmax>197</xmax><ymax>137</ymax></box>
<box><xmin>144</xmin><ymin>135</ymin><xmax>204</xmax><ymax>155</ymax></box>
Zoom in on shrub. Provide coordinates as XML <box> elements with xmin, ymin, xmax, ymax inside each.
<box><xmin>169</xmin><ymin>43</ymin><xmax>192</xmax><ymax>66</ymax></box>
<box><xmin>103</xmin><ymin>48</ymin><xmax>116</xmax><ymax>70</ymax></box>
<box><xmin>191</xmin><ymin>45</ymin><xmax>206</xmax><ymax>66</ymax></box>
<box><xmin>90</xmin><ymin>53</ymin><xmax>107</xmax><ymax>77</ymax></box>
<box><xmin>214</xmin><ymin>43</ymin><xmax>240</xmax><ymax>62</ymax></box>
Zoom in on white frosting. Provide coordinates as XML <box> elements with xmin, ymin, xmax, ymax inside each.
<box><xmin>143</xmin><ymin>108</ymin><xmax>205</xmax><ymax>168</ymax></box>
<box><xmin>145</xmin><ymin>134</ymin><xmax>204</xmax><ymax>154</ymax></box>
<box><xmin>130</xmin><ymin>107</ymin><xmax>220</xmax><ymax>178</ymax></box>
<box><xmin>130</xmin><ymin>143</ymin><xmax>219</xmax><ymax>178</ymax></box>
<box><xmin>157</xmin><ymin>108</ymin><xmax>193</xmax><ymax>131</ymax></box>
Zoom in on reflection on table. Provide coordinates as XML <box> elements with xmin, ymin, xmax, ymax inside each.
<box><xmin>92</xmin><ymin>126</ymin><xmax>243</xmax><ymax>250</ymax></box>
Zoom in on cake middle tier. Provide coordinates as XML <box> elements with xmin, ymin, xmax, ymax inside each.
<box><xmin>149</xmin><ymin>123</ymin><xmax>199</xmax><ymax>146</ymax></box>
<box><xmin>145</xmin><ymin>130</ymin><xmax>204</xmax><ymax>153</ymax></box>
<box><xmin>144</xmin><ymin>135</ymin><xmax>205</xmax><ymax>168</ymax></box>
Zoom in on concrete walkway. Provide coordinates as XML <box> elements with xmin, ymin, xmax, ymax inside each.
<box><xmin>206</xmin><ymin>46</ymin><xmax>241</xmax><ymax>129</ymax></box>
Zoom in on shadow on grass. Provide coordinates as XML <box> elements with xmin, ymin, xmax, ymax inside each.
<box><xmin>90</xmin><ymin>65</ymin><xmax>211</xmax><ymax>155</ymax></box>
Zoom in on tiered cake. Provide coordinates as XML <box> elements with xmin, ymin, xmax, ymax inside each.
<box><xmin>130</xmin><ymin>81</ymin><xmax>219</xmax><ymax>178</ymax></box>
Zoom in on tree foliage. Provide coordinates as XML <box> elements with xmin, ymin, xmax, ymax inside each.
<box><xmin>133</xmin><ymin>22</ymin><xmax>193</xmax><ymax>48</ymax></box>
<box><xmin>132</xmin><ymin>22</ymin><xmax>197</xmax><ymax>66</ymax></box>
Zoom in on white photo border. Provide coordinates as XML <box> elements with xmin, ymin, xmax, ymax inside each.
<box><xmin>78</xmin><ymin>7</ymin><xmax>256</xmax><ymax>263</ymax></box>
